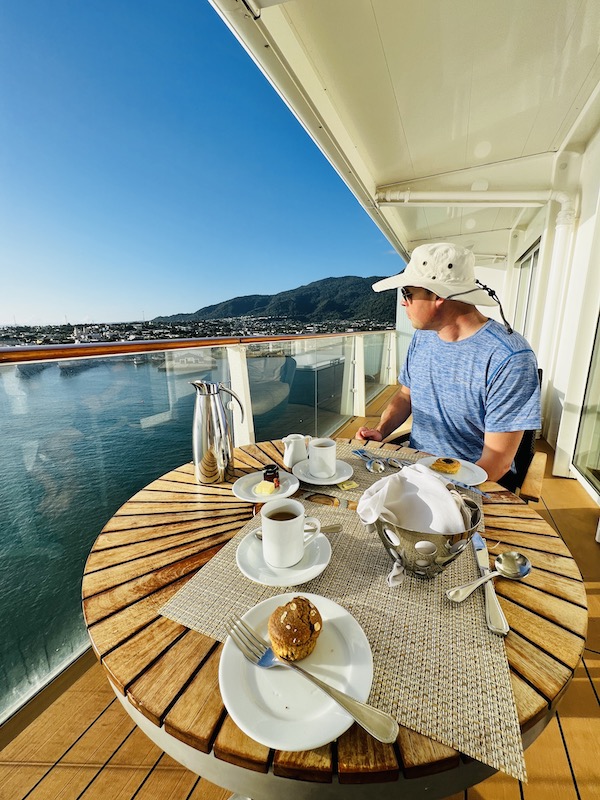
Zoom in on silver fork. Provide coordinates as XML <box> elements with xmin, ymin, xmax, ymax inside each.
<box><xmin>226</xmin><ymin>616</ymin><xmax>399</xmax><ymax>744</ymax></box>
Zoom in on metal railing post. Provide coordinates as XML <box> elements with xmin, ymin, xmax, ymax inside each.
<box><xmin>226</xmin><ymin>345</ymin><xmax>255</xmax><ymax>445</ymax></box>
<box><xmin>383</xmin><ymin>331</ymin><xmax>398</xmax><ymax>385</ymax></box>
<box><xmin>353</xmin><ymin>335</ymin><xmax>366</xmax><ymax>416</ymax></box>
<box><xmin>339</xmin><ymin>337</ymin><xmax>355</xmax><ymax>416</ymax></box>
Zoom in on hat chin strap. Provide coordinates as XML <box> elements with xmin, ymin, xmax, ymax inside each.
<box><xmin>445</xmin><ymin>280</ymin><xmax>513</xmax><ymax>334</ymax></box>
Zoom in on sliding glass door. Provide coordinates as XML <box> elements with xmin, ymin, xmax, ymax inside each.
<box><xmin>573</xmin><ymin>315</ymin><xmax>600</xmax><ymax>494</ymax></box>
<box><xmin>513</xmin><ymin>243</ymin><xmax>539</xmax><ymax>337</ymax></box>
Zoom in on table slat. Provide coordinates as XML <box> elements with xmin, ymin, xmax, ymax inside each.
<box><xmin>498</xmin><ymin>577</ymin><xmax>588</xmax><ymax>616</ymax></box>
<box><xmin>102</xmin><ymin>616</ymin><xmax>186</xmax><ymax>693</ymax></box>
<box><xmin>164</xmin><ymin>646</ymin><xmax>227</xmax><ymax>754</ymax></box>
<box><xmin>127</xmin><ymin>630</ymin><xmax>215</xmax><ymax>725</ymax></box>
<box><xmin>83</xmin><ymin>539</ymin><xmax>226</xmax><ymax>598</ymax></box>
<box><xmin>395</xmin><ymin>727</ymin><xmax>459</xmax><ymax>778</ymax></box>
<box><xmin>483</xmin><ymin>528</ymin><xmax>572</xmax><ymax>555</ymax></box>
<box><xmin>336</xmin><ymin>725</ymin><xmax>400</xmax><ymax>784</ymax></box>
<box><xmin>93</xmin><ymin>517</ymin><xmax>248</xmax><ymax>551</ymax></box>
<box><xmin>86</xmin><ymin>527</ymin><xmax>237</xmax><ymax>572</ymax></box>
<box><xmin>505</xmin><ymin>632</ymin><xmax>575</xmax><ymax>702</ymax></box>
<box><xmin>273</xmin><ymin>745</ymin><xmax>333</xmax><ymax>782</ymax></box>
<box><xmin>482</xmin><ymin>503</ymin><xmax>543</xmax><ymax>518</ymax></box>
<box><xmin>510</xmin><ymin>673</ymin><xmax>549</xmax><ymax>731</ymax></box>
<box><xmin>503</xmin><ymin>600</ymin><xmax>586</xmax><ymax>667</ymax></box>
<box><xmin>83</xmin><ymin>551</ymin><xmax>206</xmax><ymax>625</ymax></box>
<box><xmin>213</xmin><ymin>716</ymin><xmax>271</xmax><ymax>773</ymax></box>
<box><xmin>86</xmin><ymin>575</ymin><xmax>191</xmax><ymax>656</ymax></box>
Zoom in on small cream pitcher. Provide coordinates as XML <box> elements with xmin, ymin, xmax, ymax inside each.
<box><xmin>282</xmin><ymin>433</ymin><xmax>310</xmax><ymax>469</ymax></box>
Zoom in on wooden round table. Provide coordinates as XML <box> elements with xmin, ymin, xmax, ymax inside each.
<box><xmin>82</xmin><ymin>439</ymin><xmax>587</xmax><ymax>799</ymax></box>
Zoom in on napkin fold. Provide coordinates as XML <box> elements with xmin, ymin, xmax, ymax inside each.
<box><xmin>357</xmin><ymin>463</ymin><xmax>468</xmax><ymax>534</ymax></box>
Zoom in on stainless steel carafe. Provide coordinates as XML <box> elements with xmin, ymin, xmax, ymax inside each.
<box><xmin>191</xmin><ymin>381</ymin><xmax>244</xmax><ymax>484</ymax></box>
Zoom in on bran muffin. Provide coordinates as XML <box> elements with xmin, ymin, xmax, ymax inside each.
<box><xmin>268</xmin><ymin>596</ymin><xmax>322</xmax><ymax>661</ymax></box>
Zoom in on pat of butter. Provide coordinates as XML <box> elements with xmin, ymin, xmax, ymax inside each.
<box><xmin>337</xmin><ymin>480</ymin><xmax>359</xmax><ymax>490</ymax></box>
<box><xmin>254</xmin><ymin>480</ymin><xmax>276</xmax><ymax>495</ymax></box>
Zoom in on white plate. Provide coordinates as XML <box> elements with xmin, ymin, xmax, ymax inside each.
<box><xmin>292</xmin><ymin>459</ymin><xmax>354</xmax><ymax>486</ymax></box>
<box><xmin>232</xmin><ymin>470</ymin><xmax>300</xmax><ymax>503</ymax></box>
<box><xmin>418</xmin><ymin>456</ymin><xmax>488</xmax><ymax>486</ymax></box>
<box><xmin>218</xmin><ymin>592</ymin><xmax>373</xmax><ymax>751</ymax></box>
<box><xmin>236</xmin><ymin>531</ymin><xmax>332</xmax><ymax>586</ymax></box>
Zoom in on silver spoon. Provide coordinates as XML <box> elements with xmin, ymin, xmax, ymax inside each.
<box><xmin>365</xmin><ymin>458</ymin><xmax>386</xmax><ymax>473</ymax></box>
<box><xmin>352</xmin><ymin>449</ymin><xmax>386</xmax><ymax>473</ymax></box>
<box><xmin>254</xmin><ymin>523</ymin><xmax>342</xmax><ymax>540</ymax></box>
<box><xmin>386</xmin><ymin>457</ymin><xmax>412</xmax><ymax>469</ymax></box>
<box><xmin>445</xmin><ymin>551</ymin><xmax>532</xmax><ymax>603</ymax></box>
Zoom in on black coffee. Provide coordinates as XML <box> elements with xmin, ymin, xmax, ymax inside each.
<box><xmin>266</xmin><ymin>511</ymin><xmax>297</xmax><ymax>521</ymax></box>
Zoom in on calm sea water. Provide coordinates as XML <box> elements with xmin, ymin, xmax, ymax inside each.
<box><xmin>0</xmin><ymin>357</ymin><xmax>198</xmax><ymax>720</ymax></box>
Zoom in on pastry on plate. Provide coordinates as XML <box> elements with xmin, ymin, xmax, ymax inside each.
<box><xmin>268</xmin><ymin>596</ymin><xmax>322</xmax><ymax>661</ymax></box>
<box><xmin>429</xmin><ymin>457</ymin><xmax>461</xmax><ymax>475</ymax></box>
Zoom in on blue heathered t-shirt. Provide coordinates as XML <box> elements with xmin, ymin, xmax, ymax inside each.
<box><xmin>399</xmin><ymin>319</ymin><xmax>541</xmax><ymax>464</ymax></box>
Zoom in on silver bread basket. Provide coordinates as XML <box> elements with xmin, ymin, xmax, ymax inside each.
<box><xmin>366</xmin><ymin>495</ymin><xmax>482</xmax><ymax>579</ymax></box>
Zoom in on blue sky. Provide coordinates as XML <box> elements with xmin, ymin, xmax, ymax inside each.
<box><xmin>0</xmin><ymin>1</ymin><xmax>400</xmax><ymax>326</ymax></box>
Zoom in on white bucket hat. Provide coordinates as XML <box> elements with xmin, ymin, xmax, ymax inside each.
<box><xmin>372</xmin><ymin>242</ymin><xmax>498</xmax><ymax>307</ymax></box>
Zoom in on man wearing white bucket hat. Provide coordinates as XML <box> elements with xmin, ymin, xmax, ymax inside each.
<box><xmin>357</xmin><ymin>243</ymin><xmax>541</xmax><ymax>485</ymax></box>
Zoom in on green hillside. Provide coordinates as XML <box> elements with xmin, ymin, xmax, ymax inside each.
<box><xmin>153</xmin><ymin>276</ymin><xmax>396</xmax><ymax>323</ymax></box>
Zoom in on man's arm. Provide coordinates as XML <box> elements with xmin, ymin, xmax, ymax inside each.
<box><xmin>477</xmin><ymin>430</ymin><xmax>524</xmax><ymax>482</ymax></box>
<box><xmin>356</xmin><ymin>385</ymin><xmax>412</xmax><ymax>442</ymax></box>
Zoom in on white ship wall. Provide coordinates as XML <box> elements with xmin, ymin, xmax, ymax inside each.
<box><xmin>514</xmin><ymin>126</ymin><xmax>600</xmax><ymax>483</ymax></box>
<box><xmin>553</xmin><ymin>127</ymin><xmax>600</xmax><ymax>481</ymax></box>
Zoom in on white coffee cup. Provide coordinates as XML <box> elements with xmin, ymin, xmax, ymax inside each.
<box><xmin>308</xmin><ymin>437</ymin><xmax>337</xmax><ymax>479</ymax></box>
<box><xmin>260</xmin><ymin>499</ymin><xmax>321</xmax><ymax>568</ymax></box>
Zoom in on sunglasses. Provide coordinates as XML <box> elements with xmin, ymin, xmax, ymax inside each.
<box><xmin>400</xmin><ymin>287</ymin><xmax>413</xmax><ymax>302</ymax></box>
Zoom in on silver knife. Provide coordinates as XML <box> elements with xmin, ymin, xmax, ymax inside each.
<box><xmin>471</xmin><ymin>532</ymin><xmax>509</xmax><ymax>636</ymax></box>
<box><xmin>449</xmin><ymin>479</ymin><xmax>492</xmax><ymax>499</ymax></box>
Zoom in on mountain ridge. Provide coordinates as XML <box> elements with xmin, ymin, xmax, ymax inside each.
<box><xmin>153</xmin><ymin>275</ymin><xmax>396</xmax><ymax>323</ymax></box>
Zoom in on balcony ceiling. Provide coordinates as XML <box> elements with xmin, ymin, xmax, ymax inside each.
<box><xmin>212</xmin><ymin>0</ymin><xmax>600</xmax><ymax>262</ymax></box>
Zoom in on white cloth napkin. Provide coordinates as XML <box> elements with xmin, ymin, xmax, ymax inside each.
<box><xmin>357</xmin><ymin>463</ymin><xmax>469</xmax><ymax>534</ymax></box>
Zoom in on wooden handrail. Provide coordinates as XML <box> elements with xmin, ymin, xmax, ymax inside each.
<box><xmin>0</xmin><ymin>331</ymin><xmax>362</xmax><ymax>365</ymax></box>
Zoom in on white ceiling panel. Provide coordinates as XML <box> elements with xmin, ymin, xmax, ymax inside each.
<box><xmin>213</xmin><ymin>0</ymin><xmax>600</xmax><ymax>260</ymax></box>
<box><xmin>282</xmin><ymin>0</ymin><xmax>413</xmax><ymax>182</ymax></box>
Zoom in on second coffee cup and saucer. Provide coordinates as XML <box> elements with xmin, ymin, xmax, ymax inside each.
<box><xmin>292</xmin><ymin>437</ymin><xmax>354</xmax><ymax>485</ymax></box>
<box><xmin>236</xmin><ymin>497</ymin><xmax>332</xmax><ymax>586</ymax></box>
<box><xmin>236</xmin><ymin>531</ymin><xmax>332</xmax><ymax>586</ymax></box>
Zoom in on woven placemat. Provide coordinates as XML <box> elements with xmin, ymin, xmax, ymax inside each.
<box><xmin>160</xmin><ymin>499</ymin><xmax>526</xmax><ymax>781</ymax></box>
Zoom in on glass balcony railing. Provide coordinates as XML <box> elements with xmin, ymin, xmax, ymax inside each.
<box><xmin>0</xmin><ymin>331</ymin><xmax>407</xmax><ymax>724</ymax></box>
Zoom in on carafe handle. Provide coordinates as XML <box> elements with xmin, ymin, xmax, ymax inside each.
<box><xmin>218</xmin><ymin>383</ymin><xmax>245</xmax><ymax>423</ymax></box>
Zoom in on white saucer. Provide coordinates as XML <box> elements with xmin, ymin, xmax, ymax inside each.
<box><xmin>218</xmin><ymin>592</ymin><xmax>373</xmax><ymax>751</ymax></box>
<box><xmin>236</xmin><ymin>530</ymin><xmax>332</xmax><ymax>586</ymax></box>
<box><xmin>418</xmin><ymin>456</ymin><xmax>488</xmax><ymax>486</ymax></box>
<box><xmin>292</xmin><ymin>459</ymin><xmax>354</xmax><ymax>486</ymax></box>
<box><xmin>232</xmin><ymin>470</ymin><xmax>300</xmax><ymax>502</ymax></box>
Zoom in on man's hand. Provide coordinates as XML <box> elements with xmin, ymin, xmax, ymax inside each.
<box><xmin>356</xmin><ymin>386</ymin><xmax>411</xmax><ymax>443</ymax></box>
<box><xmin>356</xmin><ymin>427</ymin><xmax>383</xmax><ymax>442</ymax></box>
